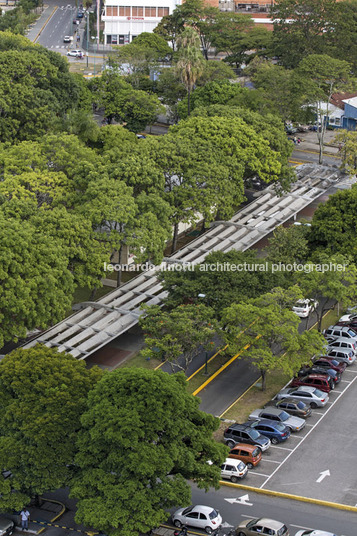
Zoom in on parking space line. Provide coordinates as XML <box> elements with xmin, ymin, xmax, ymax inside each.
<box><xmin>259</xmin><ymin>373</ymin><xmax>357</xmax><ymax>489</ymax></box>
<box><xmin>269</xmin><ymin>445</ymin><xmax>293</xmax><ymax>451</ymax></box>
<box><xmin>332</xmin><ymin>390</ymin><xmax>343</xmax><ymax>393</ymax></box>
<box><xmin>312</xmin><ymin>411</ymin><xmax>323</xmax><ymax>415</ymax></box>
<box><xmin>261</xmin><ymin>459</ymin><xmax>281</xmax><ymax>463</ymax></box>
<box><xmin>248</xmin><ymin>472</ymin><xmax>270</xmax><ymax>477</ymax></box>
<box><xmin>340</xmin><ymin>379</ymin><xmax>352</xmax><ymax>382</ymax></box>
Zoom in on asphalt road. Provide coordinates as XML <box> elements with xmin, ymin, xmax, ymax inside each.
<box><xmin>188</xmin><ymin>483</ymin><xmax>356</xmax><ymax>536</ymax></box>
<box><xmin>36</xmin><ymin>3</ymin><xmax>83</xmax><ymax>54</ymax></box>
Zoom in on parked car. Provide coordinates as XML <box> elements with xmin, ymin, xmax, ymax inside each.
<box><xmin>285</xmin><ymin>125</ymin><xmax>297</xmax><ymax>135</ymax></box>
<box><xmin>325</xmin><ymin>348</ymin><xmax>356</xmax><ymax>365</ymax></box>
<box><xmin>172</xmin><ymin>505</ymin><xmax>222</xmax><ymax>534</ymax></box>
<box><xmin>236</xmin><ymin>517</ymin><xmax>289</xmax><ymax>536</ymax></box>
<box><xmin>297</xmin><ymin>365</ymin><xmax>340</xmax><ymax>384</ymax></box>
<box><xmin>292</xmin><ymin>299</ymin><xmax>318</xmax><ymax>318</ymax></box>
<box><xmin>294</xmin><ymin>530</ymin><xmax>337</xmax><ymax>536</ymax></box>
<box><xmin>272</xmin><ymin>398</ymin><xmax>312</xmax><ymax>418</ymax></box>
<box><xmin>0</xmin><ymin>518</ymin><xmax>14</xmax><ymax>536</ymax></box>
<box><xmin>248</xmin><ymin>407</ymin><xmax>305</xmax><ymax>432</ymax></box>
<box><xmin>246</xmin><ymin>419</ymin><xmax>291</xmax><ymax>444</ymax></box>
<box><xmin>290</xmin><ymin>373</ymin><xmax>333</xmax><ymax>393</ymax></box>
<box><xmin>276</xmin><ymin>386</ymin><xmax>329</xmax><ymax>408</ymax></box>
<box><xmin>228</xmin><ymin>443</ymin><xmax>262</xmax><ymax>468</ymax></box>
<box><xmin>323</xmin><ymin>325</ymin><xmax>357</xmax><ymax>341</ymax></box>
<box><xmin>224</xmin><ymin>423</ymin><xmax>271</xmax><ymax>450</ymax></box>
<box><xmin>312</xmin><ymin>357</ymin><xmax>346</xmax><ymax>374</ymax></box>
<box><xmin>220</xmin><ymin>458</ymin><xmax>248</xmax><ymax>482</ymax></box>
<box><xmin>326</xmin><ymin>337</ymin><xmax>357</xmax><ymax>355</ymax></box>
<box><xmin>63</xmin><ymin>35</ymin><xmax>73</xmax><ymax>42</ymax></box>
<box><xmin>77</xmin><ymin>10</ymin><xmax>84</xmax><ymax>17</ymax></box>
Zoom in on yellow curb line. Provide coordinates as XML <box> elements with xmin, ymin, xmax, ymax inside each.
<box><xmin>37</xmin><ymin>497</ymin><xmax>66</xmax><ymax>534</ymax></box>
<box><xmin>219</xmin><ymin>480</ymin><xmax>357</xmax><ymax>513</ymax></box>
<box><xmin>192</xmin><ymin>334</ymin><xmax>261</xmax><ymax>397</ymax></box>
<box><xmin>34</xmin><ymin>6</ymin><xmax>58</xmax><ymax>43</ymax></box>
<box><xmin>186</xmin><ymin>345</ymin><xmax>228</xmax><ymax>381</ymax></box>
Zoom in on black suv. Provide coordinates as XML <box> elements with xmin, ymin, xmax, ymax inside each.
<box><xmin>223</xmin><ymin>423</ymin><xmax>271</xmax><ymax>451</ymax></box>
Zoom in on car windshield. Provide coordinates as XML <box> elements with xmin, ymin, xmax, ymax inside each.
<box><xmin>182</xmin><ymin>506</ymin><xmax>193</xmax><ymax>515</ymax></box>
<box><xmin>246</xmin><ymin>519</ymin><xmax>259</xmax><ymax>529</ymax></box>
<box><xmin>297</xmin><ymin>402</ymin><xmax>306</xmax><ymax>409</ymax></box>
<box><xmin>277</xmin><ymin>527</ymin><xmax>288</xmax><ymax>536</ymax></box>
<box><xmin>238</xmin><ymin>462</ymin><xmax>245</xmax><ymax>471</ymax></box>
<box><xmin>331</xmin><ymin>359</ymin><xmax>339</xmax><ymax>366</ymax></box>
<box><xmin>294</xmin><ymin>301</ymin><xmax>305</xmax><ymax>308</ymax></box>
<box><xmin>209</xmin><ymin>509</ymin><xmax>219</xmax><ymax>520</ymax></box>
<box><xmin>279</xmin><ymin>411</ymin><xmax>290</xmax><ymax>421</ymax></box>
<box><xmin>347</xmin><ymin>329</ymin><xmax>356</xmax><ymax>336</ymax></box>
<box><xmin>313</xmin><ymin>389</ymin><xmax>323</xmax><ymax>397</ymax></box>
<box><xmin>249</xmin><ymin>429</ymin><xmax>261</xmax><ymax>440</ymax></box>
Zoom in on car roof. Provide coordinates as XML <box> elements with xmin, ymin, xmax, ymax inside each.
<box><xmin>192</xmin><ymin>505</ymin><xmax>216</xmax><ymax>513</ymax></box>
<box><xmin>290</xmin><ymin>386</ymin><xmax>316</xmax><ymax>393</ymax></box>
<box><xmin>230</xmin><ymin>443</ymin><xmax>257</xmax><ymax>452</ymax></box>
<box><xmin>224</xmin><ymin>457</ymin><xmax>244</xmax><ymax>466</ymax></box>
<box><xmin>255</xmin><ymin>518</ymin><xmax>285</xmax><ymax>528</ymax></box>
<box><xmin>299</xmin><ymin>373</ymin><xmax>329</xmax><ymax>380</ymax></box>
<box><xmin>261</xmin><ymin>407</ymin><xmax>284</xmax><ymax>416</ymax></box>
<box><xmin>229</xmin><ymin>423</ymin><xmax>253</xmax><ymax>431</ymax></box>
<box><xmin>253</xmin><ymin>419</ymin><xmax>284</xmax><ymax>428</ymax></box>
<box><xmin>277</xmin><ymin>398</ymin><xmax>301</xmax><ymax>404</ymax></box>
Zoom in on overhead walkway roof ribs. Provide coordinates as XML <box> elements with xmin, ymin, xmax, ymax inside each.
<box><xmin>23</xmin><ymin>167</ymin><xmax>340</xmax><ymax>359</ymax></box>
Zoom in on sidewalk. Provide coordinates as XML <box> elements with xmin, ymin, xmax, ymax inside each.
<box><xmin>12</xmin><ymin>499</ymin><xmax>65</xmax><ymax>534</ymax></box>
<box><xmin>293</xmin><ymin>129</ymin><xmax>340</xmax><ymax>156</ymax></box>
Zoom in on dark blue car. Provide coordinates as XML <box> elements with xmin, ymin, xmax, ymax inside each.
<box><xmin>246</xmin><ymin>419</ymin><xmax>291</xmax><ymax>444</ymax></box>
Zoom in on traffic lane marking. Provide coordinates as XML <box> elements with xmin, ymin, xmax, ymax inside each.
<box><xmin>259</xmin><ymin>373</ymin><xmax>357</xmax><ymax>489</ymax></box>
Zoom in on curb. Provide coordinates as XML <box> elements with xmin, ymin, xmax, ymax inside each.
<box><xmin>37</xmin><ymin>497</ymin><xmax>66</xmax><ymax>535</ymax></box>
<box><xmin>219</xmin><ymin>480</ymin><xmax>357</xmax><ymax>513</ymax></box>
<box><xmin>33</xmin><ymin>5</ymin><xmax>57</xmax><ymax>43</ymax></box>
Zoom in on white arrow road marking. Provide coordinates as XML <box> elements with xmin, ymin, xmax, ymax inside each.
<box><xmin>224</xmin><ymin>494</ymin><xmax>253</xmax><ymax>506</ymax></box>
<box><xmin>316</xmin><ymin>469</ymin><xmax>330</xmax><ymax>483</ymax></box>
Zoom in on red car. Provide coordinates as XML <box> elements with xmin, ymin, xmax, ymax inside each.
<box><xmin>290</xmin><ymin>373</ymin><xmax>332</xmax><ymax>393</ymax></box>
<box><xmin>313</xmin><ymin>357</ymin><xmax>347</xmax><ymax>374</ymax></box>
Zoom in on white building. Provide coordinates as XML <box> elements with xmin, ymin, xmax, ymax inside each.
<box><xmin>102</xmin><ymin>0</ymin><xmax>181</xmax><ymax>45</ymax></box>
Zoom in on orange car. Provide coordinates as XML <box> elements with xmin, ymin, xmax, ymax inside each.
<box><xmin>228</xmin><ymin>443</ymin><xmax>262</xmax><ymax>468</ymax></box>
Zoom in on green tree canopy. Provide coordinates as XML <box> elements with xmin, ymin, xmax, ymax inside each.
<box><xmin>139</xmin><ymin>303</ymin><xmax>217</xmax><ymax>371</ymax></box>
<box><xmin>71</xmin><ymin>368</ymin><xmax>227</xmax><ymax>536</ymax></box>
<box><xmin>160</xmin><ymin>250</ymin><xmax>291</xmax><ymax>317</ymax></box>
<box><xmin>221</xmin><ymin>288</ymin><xmax>326</xmax><ymax>389</ymax></box>
<box><xmin>0</xmin><ymin>345</ymin><xmax>102</xmax><ymax>510</ymax></box>
<box><xmin>266</xmin><ymin>224</ymin><xmax>310</xmax><ymax>265</ymax></box>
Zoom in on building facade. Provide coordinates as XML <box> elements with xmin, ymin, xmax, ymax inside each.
<box><xmin>102</xmin><ymin>0</ymin><xmax>182</xmax><ymax>44</ymax></box>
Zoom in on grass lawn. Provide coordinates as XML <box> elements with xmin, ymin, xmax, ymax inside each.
<box><xmin>120</xmin><ymin>352</ymin><xmax>162</xmax><ymax>370</ymax></box>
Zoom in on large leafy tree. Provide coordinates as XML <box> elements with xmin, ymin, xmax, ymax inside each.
<box><xmin>139</xmin><ymin>304</ymin><xmax>217</xmax><ymax>371</ymax></box>
<box><xmin>71</xmin><ymin>368</ymin><xmax>227</xmax><ymax>536</ymax></box>
<box><xmin>0</xmin><ymin>346</ymin><xmax>102</xmax><ymax>510</ymax></box>
<box><xmin>294</xmin><ymin>253</ymin><xmax>357</xmax><ymax>331</ymax></box>
<box><xmin>221</xmin><ymin>288</ymin><xmax>326</xmax><ymax>390</ymax></box>
<box><xmin>156</xmin><ymin>114</ymin><xmax>283</xmax><ymax>252</ymax></box>
<box><xmin>297</xmin><ymin>54</ymin><xmax>351</xmax><ymax>164</ymax></box>
<box><xmin>0</xmin><ymin>214</ymin><xmax>75</xmax><ymax>347</ymax></box>
<box><xmin>266</xmin><ymin>224</ymin><xmax>310</xmax><ymax>265</ymax></box>
<box><xmin>160</xmin><ymin>250</ymin><xmax>291</xmax><ymax>317</ymax></box>
<box><xmin>0</xmin><ymin>34</ymin><xmax>88</xmax><ymax>142</ymax></box>
<box><xmin>271</xmin><ymin>0</ymin><xmax>337</xmax><ymax>68</ymax></box>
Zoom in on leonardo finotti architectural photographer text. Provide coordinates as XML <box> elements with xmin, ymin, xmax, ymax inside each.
<box><xmin>104</xmin><ymin>262</ymin><xmax>348</xmax><ymax>274</ymax></box>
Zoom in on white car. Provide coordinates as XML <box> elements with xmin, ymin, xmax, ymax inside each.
<box><xmin>172</xmin><ymin>505</ymin><xmax>222</xmax><ymax>534</ymax></box>
<box><xmin>63</xmin><ymin>35</ymin><xmax>73</xmax><ymax>42</ymax></box>
<box><xmin>67</xmin><ymin>49</ymin><xmax>84</xmax><ymax>57</ymax></box>
<box><xmin>220</xmin><ymin>458</ymin><xmax>248</xmax><ymax>482</ymax></box>
<box><xmin>276</xmin><ymin>386</ymin><xmax>329</xmax><ymax>408</ymax></box>
<box><xmin>295</xmin><ymin>530</ymin><xmax>337</xmax><ymax>536</ymax></box>
<box><xmin>292</xmin><ymin>299</ymin><xmax>318</xmax><ymax>318</ymax></box>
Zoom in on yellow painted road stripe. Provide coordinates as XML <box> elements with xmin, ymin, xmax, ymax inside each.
<box><xmin>34</xmin><ymin>6</ymin><xmax>58</xmax><ymax>43</ymax></box>
<box><xmin>186</xmin><ymin>345</ymin><xmax>228</xmax><ymax>381</ymax></box>
<box><xmin>192</xmin><ymin>334</ymin><xmax>261</xmax><ymax>397</ymax></box>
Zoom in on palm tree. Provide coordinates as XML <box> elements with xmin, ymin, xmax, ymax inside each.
<box><xmin>175</xmin><ymin>27</ymin><xmax>204</xmax><ymax>116</ymax></box>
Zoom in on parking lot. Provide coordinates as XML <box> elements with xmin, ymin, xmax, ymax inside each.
<box><xmin>233</xmin><ymin>364</ymin><xmax>357</xmax><ymax>505</ymax></box>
